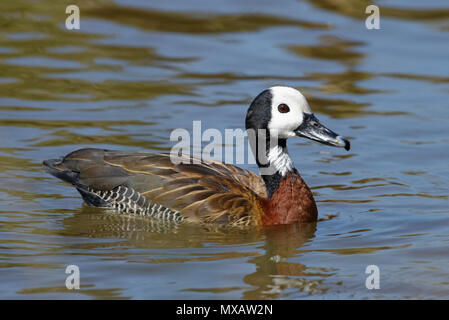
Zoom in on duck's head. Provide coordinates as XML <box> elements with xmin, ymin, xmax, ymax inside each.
<box><xmin>245</xmin><ymin>86</ymin><xmax>350</xmax><ymax>151</ymax></box>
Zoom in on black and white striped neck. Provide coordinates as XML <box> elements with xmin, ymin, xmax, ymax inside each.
<box><xmin>255</xmin><ymin>138</ymin><xmax>296</xmax><ymax>198</ymax></box>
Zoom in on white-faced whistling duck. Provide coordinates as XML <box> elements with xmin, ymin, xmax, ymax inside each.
<box><xmin>44</xmin><ymin>86</ymin><xmax>350</xmax><ymax>226</ymax></box>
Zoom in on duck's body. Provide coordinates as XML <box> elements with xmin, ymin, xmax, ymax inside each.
<box><xmin>44</xmin><ymin>86</ymin><xmax>349</xmax><ymax>226</ymax></box>
<box><xmin>44</xmin><ymin>149</ymin><xmax>316</xmax><ymax>226</ymax></box>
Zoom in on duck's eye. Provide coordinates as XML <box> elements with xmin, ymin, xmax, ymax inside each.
<box><xmin>278</xmin><ymin>104</ymin><xmax>290</xmax><ymax>113</ymax></box>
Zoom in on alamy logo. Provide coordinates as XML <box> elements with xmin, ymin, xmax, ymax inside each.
<box><xmin>365</xmin><ymin>5</ymin><xmax>380</xmax><ymax>30</ymax></box>
<box><xmin>66</xmin><ymin>5</ymin><xmax>80</xmax><ymax>30</ymax></box>
<box><xmin>65</xmin><ymin>265</ymin><xmax>80</xmax><ymax>290</ymax></box>
<box><xmin>365</xmin><ymin>265</ymin><xmax>380</xmax><ymax>289</ymax></box>
<box><xmin>170</xmin><ymin>121</ymin><xmax>284</xmax><ymax>175</ymax></box>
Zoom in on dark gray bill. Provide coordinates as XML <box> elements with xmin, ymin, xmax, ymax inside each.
<box><xmin>294</xmin><ymin>113</ymin><xmax>350</xmax><ymax>151</ymax></box>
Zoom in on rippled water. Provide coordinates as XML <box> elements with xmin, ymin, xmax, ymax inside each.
<box><xmin>0</xmin><ymin>0</ymin><xmax>449</xmax><ymax>299</ymax></box>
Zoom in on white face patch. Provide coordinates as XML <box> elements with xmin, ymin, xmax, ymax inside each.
<box><xmin>267</xmin><ymin>86</ymin><xmax>312</xmax><ymax>139</ymax></box>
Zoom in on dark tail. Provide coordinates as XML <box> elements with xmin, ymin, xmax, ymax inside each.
<box><xmin>43</xmin><ymin>149</ymin><xmax>115</xmax><ymax>208</ymax></box>
<box><xmin>43</xmin><ymin>158</ymin><xmax>80</xmax><ymax>186</ymax></box>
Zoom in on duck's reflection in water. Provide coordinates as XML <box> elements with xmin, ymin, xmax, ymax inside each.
<box><xmin>58</xmin><ymin>207</ymin><xmax>323</xmax><ymax>298</ymax></box>
<box><xmin>243</xmin><ymin>223</ymin><xmax>325</xmax><ymax>298</ymax></box>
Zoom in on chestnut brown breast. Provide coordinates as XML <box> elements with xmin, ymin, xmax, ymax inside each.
<box><xmin>260</xmin><ymin>171</ymin><xmax>317</xmax><ymax>225</ymax></box>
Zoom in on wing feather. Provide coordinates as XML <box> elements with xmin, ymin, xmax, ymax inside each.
<box><xmin>52</xmin><ymin>148</ymin><xmax>266</xmax><ymax>225</ymax></box>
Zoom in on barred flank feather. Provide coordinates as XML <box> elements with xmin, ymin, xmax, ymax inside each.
<box><xmin>87</xmin><ymin>186</ymin><xmax>183</xmax><ymax>222</ymax></box>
